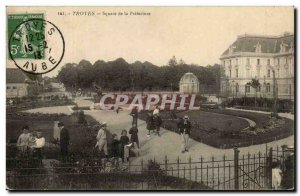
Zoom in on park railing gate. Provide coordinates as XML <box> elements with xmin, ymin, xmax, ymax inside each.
<box><xmin>7</xmin><ymin>144</ymin><xmax>290</xmax><ymax>190</ymax></box>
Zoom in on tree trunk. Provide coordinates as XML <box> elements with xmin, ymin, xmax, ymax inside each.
<box><xmin>255</xmin><ymin>89</ymin><xmax>257</xmax><ymax>107</ymax></box>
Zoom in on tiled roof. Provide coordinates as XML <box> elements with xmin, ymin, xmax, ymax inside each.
<box><xmin>6</xmin><ymin>68</ymin><xmax>40</xmax><ymax>83</ymax></box>
<box><xmin>222</xmin><ymin>34</ymin><xmax>294</xmax><ymax>56</ymax></box>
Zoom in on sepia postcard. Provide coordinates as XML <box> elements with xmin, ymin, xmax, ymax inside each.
<box><xmin>6</xmin><ymin>6</ymin><xmax>295</xmax><ymax>191</ymax></box>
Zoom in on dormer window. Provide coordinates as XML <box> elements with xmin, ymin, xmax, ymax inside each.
<box><xmin>289</xmin><ymin>42</ymin><xmax>294</xmax><ymax>52</ymax></box>
<box><xmin>254</xmin><ymin>42</ymin><xmax>261</xmax><ymax>53</ymax></box>
<box><xmin>267</xmin><ymin>69</ymin><xmax>271</xmax><ymax>77</ymax></box>
<box><xmin>280</xmin><ymin>41</ymin><xmax>288</xmax><ymax>53</ymax></box>
<box><xmin>228</xmin><ymin>45</ymin><xmax>236</xmax><ymax>54</ymax></box>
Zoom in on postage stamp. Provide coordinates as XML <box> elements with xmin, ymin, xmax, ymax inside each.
<box><xmin>8</xmin><ymin>14</ymin><xmax>65</xmax><ymax>74</ymax></box>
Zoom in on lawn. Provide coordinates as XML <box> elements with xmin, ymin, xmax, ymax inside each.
<box><xmin>6</xmin><ymin>111</ymin><xmax>104</xmax><ymax>159</ymax></box>
<box><xmin>139</xmin><ymin>109</ymin><xmax>294</xmax><ymax>149</ymax></box>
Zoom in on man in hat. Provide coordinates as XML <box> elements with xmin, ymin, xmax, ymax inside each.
<box><xmin>96</xmin><ymin>122</ymin><xmax>108</xmax><ymax>157</ymax></box>
<box><xmin>177</xmin><ymin>115</ymin><xmax>192</xmax><ymax>153</ymax></box>
<box><xmin>58</xmin><ymin>122</ymin><xmax>70</xmax><ymax>160</ymax></box>
<box><xmin>130</xmin><ymin>106</ymin><xmax>138</xmax><ymax>126</ymax></box>
<box><xmin>17</xmin><ymin>125</ymin><xmax>30</xmax><ymax>154</ymax></box>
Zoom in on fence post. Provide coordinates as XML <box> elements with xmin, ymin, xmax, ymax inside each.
<box><xmin>189</xmin><ymin>156</ymin><xmax>192</xmax><ymax>180</ymax></box>
<box><xmin>177</xmin><ymin>157</ymin><xmax>180</xmax><ymax>178</ymax></box>
<box><xmin>281</xmin><ymin>145</ymin><xmax>286</xmax><ymax>171</ymax></box>
<box><xmin>267</xmin><ymin>147</ymin><xmax>273</xmax><ymax>189</ymax></box>
<box><xmin>164</xmin><ymin>155</ymin><xmax>168</xmax><ymax>175</ymax></box>
<box><xmin>141</xmin><ymin>159</ymin><xmax>144</xmax><ymax>174</ymax></box>
<box><xmin>234</xmin><ymin>147</ymin><xmax>240</xmax><ymax>190</ymax></box>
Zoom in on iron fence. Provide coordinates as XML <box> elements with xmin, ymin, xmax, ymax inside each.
<box><xmin>6</xmin><ymin>144</ymin><xmax>292</xmax><ymax>190</ymax></box>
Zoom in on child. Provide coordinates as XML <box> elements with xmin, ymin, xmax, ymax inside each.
<box><xmin>111</xmin><ymin>134</ymin><xmax>119</xmax><ymax>158</ymax></box>
<box><xmin>129</xmin><ymin>124</ymin><xmax>139</xmax><ymax>148</ymax></box>
<box><xmin>119</xmin><ymin>130</ymin><xmax>131</xmax><ymax>162</ymax></box>
<box><xmin>272</xmin><ymin>162</ymin><xmax>282</xmax><ymax>190</ymax></box>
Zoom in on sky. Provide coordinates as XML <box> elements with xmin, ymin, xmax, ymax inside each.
<box><xmin>7</xmin><ymin>6</ymin><xmax>294</xmax><ymax>77</ymax></box>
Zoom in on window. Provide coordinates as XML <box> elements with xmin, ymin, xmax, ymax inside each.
<box><xmin>277</xmin><ymin>58</ymin><xmax>280</xmax><ymax>65</ymax></box>
<box><xmin>267</xmin><ymin>59</ymin><xmax>270</xmax><ymax>65</ymax></box>
<box><xmin>246</xmin><ymin>69</ymin><xmax>250</xmax><ymax>78</ymax></box>
<box><xmin>266</xmin><ymin>83</ymin><xmax>271</xmax><ymax>93</ymax></box>
<box><xmin>229</xmin><ymin>60</ymin><xmax>232</xmax><ymax>66</ymax></box>
<box><xmin>12</xmin><ymin>86</ymin><xmax>17</xmax><ymax>89</ymax></box>
<box><xmin>257</xmin><ymin>68</ymin><xmax>261</xmax><ymax>78</ymax></box>
<box><xmin>235</xmin><ymin>69</ymin><xmax>238</xmax><ymax>78</ymax></box>
<box><xmin>257</xmin><ymin>86</ymin><xmax>261</xmax><ymax>92</ymax></box>
<box><xmin>246</xmin><ymin>58</ymin><xmax>250</xmax><ymax>65</ymax></box>
<box><xmin>267</xmin><ymin>69</ymin><xmax>271</xmax><ymax>77</ymax></box>
<box><xmin>229</xmin><ymin>69</ymin><xmax>231</xmax><ymax>78</ymax></box>
<box><xmin>223</xmin><ymin>60</ymin><xmax>225</xmax><ymax>66</ymax></box>
<box><xmin>6</xmin><ymin>86</ymin><xmax>10</xmax><ymax>90</ymax></box>
<box><xmin>236</xmin><ymin>59</ymin><xmax>238</xmax><ymax>65</ymax></box>
<box><xmin>257</xmin><ymin>59</ymin><xmax>260</xmax><ymax>65</ymax></box>
<box><xmin>235</xmin><ymin>83</ymin><xmax>239</xmax><ymax>93</ymax></box>
<box><xmin>285</xmin><ymin>57</ymin><xmax>288</xmax><ymax>64</ymax></box>
<box><xmin>245</xmin><ymin>85</ymin><xmax>250</xmax><ymax>93</ymax></box>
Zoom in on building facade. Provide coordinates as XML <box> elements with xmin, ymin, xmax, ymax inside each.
<box><xmin>6</xmin><ymin>68</ymin><xmax>42</xmax><ymax>98</ymax></box>
<box><xmin>179</xmin><ymin>72</ymin><xmax>200</xmax><ymax>94</ymax></box>
<box><xmin>220</xmin><ymin>33</ymin><xmax>294</xmax><ymax>100</ymax></box>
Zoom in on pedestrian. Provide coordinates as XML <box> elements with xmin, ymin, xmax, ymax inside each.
<box><xmin>129</xmin><ymin>124</ymin><xmax>139</xmax><ymax>149</ymax></box>
<box><xmin>119</xmin><ymin>129</ymin><xmax>131</xmax><ymax>162</ymax></box>
<box><xmin>111</xmin><ymin>134</ymin><xmax>119</xmax><ymax>158</ymax></box>
<box><xmin>153</xmin><ymin>114</ymin><xmax>162</xmax><ymax>136</ymax></box>
<box><xmin>32</xmin><ymin>131</ymin><xmax>45</xmax><ymax>161</ymax></box>
<box><xmin>28</xmin><ymin>131</ymin><xmax>37</xmax><ymax>148</ymax></box>
<box><xmin>130</xmin><ymin>106</ymin><xmax>138</xmax><ymax>126</ymax></box>
<box><xmin>58</xmin><ymin>122</ymin><xmax>70</xmax><ymax>161</ymax></box>
<box><xmin>153</xmin><ymin>106</ymin><xmax>160</xmax><ymax>116</ymax></box>
<box><xmin>17</xmin><ymin>125</ymin><xmax>30</xmax><ymax>154</ymax></box>
<box><xmin>170</xmin><ymin>110</ymin><xmax>177</xmax><ymax>120</ymax></box>
<box><xmin>177</xmin><ymin>115</ymin><xmax>192</xmax><ymax>153</ymax></box>
<box><xmin>146</xmin><ymin>112</ymin><xmax>155</xmax><ymax>137</ymax></box>
<box><xmin>272</xmin><ymin>162</ymin><xmax>283</xmax><ymax>190</ymax></box>
<box><xmin>95</xmin><ymin>122</ymin><xmax>108</xmax><ymax>157</ymax></box>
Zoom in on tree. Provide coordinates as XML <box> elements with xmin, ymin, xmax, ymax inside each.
<box><xmin>168</xmin><ymin>56</ymin><xmax>177</xmax><ymax>66</ymax></box>
<box><xmin>178</xmin><ymin>59</ymin><xmax>185</xmax><ymax>66</ymax></box>
<box><xmin>77</xmin><ymin>60</ymin><xmax>94</xmax><ymax>89</ymax></box>
<box><xmin>56</xmin><ymin>58</ymin><xmax>222</xmax><ymax>94</ymax></box>
<box><xmin>27</xmin><ymin>83</ymin><xmax>42</xmax><ymax>97</ymax></box>
<box><xmin>247</xmin><ymin>79</ymin><xmax>260</xmax><ymax>107</ymax></box>
<box><xmin>57</xmin><ymin>63</ymin><xmax>78</xmax><ymax>90</ymax></box>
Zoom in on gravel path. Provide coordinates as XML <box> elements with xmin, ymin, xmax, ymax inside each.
<box><xmin>23</xmin><ymin>98</ymin><xmax>294</xmax><ymax>164</ymax></box>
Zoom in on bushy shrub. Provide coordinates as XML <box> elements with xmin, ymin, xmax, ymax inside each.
<box><xmin>77</xmin><ymin>110</ymin><xmax>87</xmax><ymax>125</ymax></box>
<box><xmin>228</xmin><ymin>97</ymin><xmax>294</xmax><ymax>112</ymax></box>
